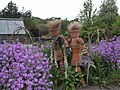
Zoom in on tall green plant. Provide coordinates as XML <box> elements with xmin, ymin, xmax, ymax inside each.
<box><xmin>97</xmin><ymin>0</ymin><xmax>118</xmax><ymax>39</ymax></box>
<box><xmin>77</xmin><ymin>0</ymin><xmax>97</xmax><ymax>44</ymax></box>
<box><xmin>98</xmin><ymin>0</ymin><xmax>118</xmax><ymax>27</ymax></box>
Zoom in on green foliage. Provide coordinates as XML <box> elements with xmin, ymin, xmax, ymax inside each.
<box><xmin>96</xmin><ymin>0</ymin><xmax>119</xmax><ymax>39</ymax></box>
<box><xmin>112</xmin><ymin>16</ymin><xmax>120</xmax><ymax>26</ymax></box>
<box><xmin>98</xmin><ymin>0</ymin><xmax>118</xmax><ymax>27</ymax></box>
<box><xmin>27</xmin><ymin>17</ymin><xmax>49</xmax><ymax>37</ymax></box>
<box><xmin>50</xmin><ymin>66</ymin><xmax>63</xmax><ymax>90</ymax></box>
<box><xmin>78</xmin><ymin>0</ymin><xmax>96</xmax><ymax>26</ymax></box>
<box><xmin>89</xmin><ymin>54</ymin><xmax>120</xmax><ymax>86</ymax></box>
<box><xmin>31</xmin><ymin>17</ymin><xmax>46</xmax><ymax>27</ymax></box>
<box><xmin>111</xmin><ymin>16</ymin><xmax>120</xmax><ymax>36</ymax></box>
<box><xmin>111</xmin><ymin>29</ymin><xmax>120</xmax><ymax>36</ymax></box>
<box><xmin>0</xmin><ymin>1</ymin><xmax>33</xmax><ymax>29</ymax></box>
<box><xmin>80</xmin><ymin>26</ymin><xmax>89</xmax><ymax>42</ymax></box>
<box><xmin>63</xmin><ymin>67</ymin><xmax>83</xmax><ymax>90</ymax></box>
<box><xmin>0</xmin><ymin>1</ymin><xmax>21</xmax><ymax>18</ymax></box>
<box><xmin>77</xmin><ymin>0</ymin><xmax>119</xmax><ymax>42</ymax></box>
<box><xmin>51</xmin><ymin>66</ymin><xmax>83</xmax><ymax>90</ymax></box>
<box><xmin>61</xmin><ymin>19</ymin><xmax>69</xmax><ymax>36</ymax></box>
<box><xmin>77</xmin><ymin>0</ymin><xmax>97</xmax><ymax>43</ymax></box>
<box><xmin>22</xmin><ymin>10</ymin><xmax>32</xmax><ymax>28</ymax></box>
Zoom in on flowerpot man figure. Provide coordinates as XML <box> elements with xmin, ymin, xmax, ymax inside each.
<box><xmin>47</xmin><ymin>19</ymin><xmax>69</xmax><ymax>73</ymax></box>
<box><xmin>67</xmin><ymin>22</ymin><xmax>90</xmax><ymax>87</ymax></box>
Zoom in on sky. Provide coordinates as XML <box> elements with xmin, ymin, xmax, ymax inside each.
<box><xmin>0</xmin><ymin>0</ymin><xmax>120</xmax><ymax>20</ymax></box>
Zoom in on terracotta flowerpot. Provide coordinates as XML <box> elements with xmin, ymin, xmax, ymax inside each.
<box><xmin>69</xmin><ymin>30</ymin><xmax>79</xmax><ymax>38</ymax></box>
<box><xmin>51</xmin><ymin>29</ymin><xmax>59</xmax><ymax>36</ymax></box>
<box><xmin>68</xmin><ymin>22</ymin><xmax>87</xmax><ymax>87</ymax></box>
<box><xmin>54</xmin><ymin>49</ymin><xmax>63</xmax><ymax>61</ymax></box>
<box><xmin>71</xmin><ymin>48</ymin><xmax>82</xmax><ymax>66</ymax></box>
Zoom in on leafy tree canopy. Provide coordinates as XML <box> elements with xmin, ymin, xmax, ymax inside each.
<box><xmin>98</xmin><ymin>0</ymin><xmax>118</xmax><ymax>27</ymax></box>
<box><xmin>0</xmin><ymin>1</ymin><xmax>21</xmax><ymax>18</ymax></box>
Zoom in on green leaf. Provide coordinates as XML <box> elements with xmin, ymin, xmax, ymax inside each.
<box><xmin>66</xmin><ymin>86</ymin><xmax>69</xmax><ymax>90</ymax></box>
<box><xmin>90</xmin><ymin>61</ymin><xmax>96</xmax><ymax>69</ymax></box>
<box><xmin>74</xmin><ymin>73</ymin><xmax>80</xmax><ymax>77</ymax></box>
<box><xmin>72</xmin><ymin>85</ymin><xmax>76</xmax><ymax>90</ymax></box>
<box><xmin>69</xmin><ymin>83</ymin><xmax>75</xmax><ymax>87</ymax></box>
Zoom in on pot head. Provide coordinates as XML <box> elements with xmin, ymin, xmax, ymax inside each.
<box><xmin>68</xmin><ymin>22</ymin><xmax>81</xmax><ymax>38</ymax></box>
<box><xmin>47</xmin><ymin>19</ymin><xmax>61</xmax><ymax>30</ymax></box>
<box><xmin>69</xmin><ymin>30</ymin><xmax>79</xmax><ymax>38</ymax></box>
<box><xmin>51</xmin><ymin>29</ymin><xmax>60</xmax><ymax>36</ymax></box>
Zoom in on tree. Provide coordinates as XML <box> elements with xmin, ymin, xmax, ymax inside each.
<box><xmin>22</xmin><ymin>10</ymin><xmax>33</xmax><ymax>28</ymax></box>
<box><xmin>61</xmin><ymin>19</ymin><xmax>69</xmax><ymax>36</ymax></box>
<box><xmin>0</xmin><ymin>1</ymin><xmax>33</xmax><ymax>28</ymax></box>
<box><xmin>77</xmin><ymin>0</ymin><xmax>97</xmax><ymax>43</ymax></box>
<box><xmin>111</xmin><ymin>16</ymin><xmax>120</xmax><ymax>36</ymax></box>
<box><xmin>98</xmin><ymin>0</ymin><xmax>118</xmax><ymax>27</ymax></box>
<box><xmin>98</xmin><ymin>0</ymin><xmax>118</xmax><ymax>38</ymax></box>
<box><xmin>0</xmin><ymin>1</ymin><xmax>21</xmax><ymax>18</ymax></box>
<box><xmin>31</xmin><ymin>17</ymin><xmax>46</xmax><ymax>27</ymax></box>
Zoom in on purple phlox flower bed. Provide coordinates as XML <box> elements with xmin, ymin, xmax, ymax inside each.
<box><xmin>0</xmin><ymin>42</ymin><xmax>53</xmax><ymax>90</ymax></box>
<box><xmin>90</xmin><ymin>36</ymin><xmax>120</xmax><ymax>67</ymax></box>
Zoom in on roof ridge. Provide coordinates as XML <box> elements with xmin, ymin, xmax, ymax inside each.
<box><xmin>0</xmin><ymin>18</ymin><xmax>23</xmax><ymax>21</ymax></box>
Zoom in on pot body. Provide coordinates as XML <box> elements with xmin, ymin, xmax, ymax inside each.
<box><xmin>71</xmin><ymin>47</ymin><xmax>82</xmax><ymax>66</ymax></box>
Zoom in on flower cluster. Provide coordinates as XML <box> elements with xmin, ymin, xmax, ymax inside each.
<box><xmin>0</xmin><ymin>42</ymin><xmax>53</xmax><ymax>90</ymax></box>
<box><xmin>90</xmin><ymin>36</ymin><xmax>120</xmax><ymax>66</ymax></box>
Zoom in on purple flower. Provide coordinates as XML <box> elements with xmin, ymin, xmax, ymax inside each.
<box><xmin>0</xmin><ymin>42</ymin><xmax>53</xmax><ymax>89</ymax></box>
<box><xmin>117</xmin><ymin>60</ymin><xmax>120</xmax><ymax>64</ymax></box>
<box><xmin>27</xmin><ymin>85</ymin><xmax>32</xmax><ymax>90</ymax></box>
<box><xmin>90</xmin><ymin>36</ymin><xmax>120</xmax><ymax>67</ymax></box>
